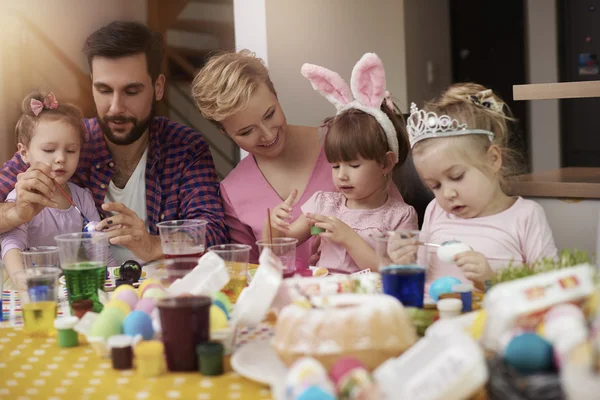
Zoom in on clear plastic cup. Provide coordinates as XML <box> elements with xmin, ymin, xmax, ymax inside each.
<box><xmin>21</xmin><ymin>246</ymin><xmax>60</xmax><ymax>269</ymax></box>
<box><xmin>14</xmin><ymin>267</ymin><xmax>61</xmax><ymax>336</ymax></box>
<box><xmin>157</xmin><ymin>219</ymin><xmax>207</xmax><ymax>259</ymax></box>
<box><xmin>372</xmin><ymin>230</ymin><xmax>428</xmax><ymax>308</ymax></box>
<box><xmin>256</xmin><ymin>238</ymin><xmax>298</xmax><ymax>278</ymax></box>
<box><xmin>208</xmin><ymin>244</ymin><xmax>250</xmax><ymax>303</ymax></box>
<box><xmin>55</xmin><ymin>232</ymin><xmax>109</xmax><ymax>313</ymax></box>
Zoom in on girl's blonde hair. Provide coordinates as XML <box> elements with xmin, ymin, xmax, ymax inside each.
<box><xmin>191</xmin><ymin>50</ymin><xmax>277</xmax><ymax>129</ymax></box>
<box><xmin>325</xmin><ymin>101</ymin><xmax>410</xmax><ymax>168</ymax></box>
<box><xmin>15</xmin><ymin>91</ymin><xmax>85</xmax><ymax>147</ymax></box>
<box><xmin>413</xmin><ymin>83</ymin><xmax>523</xmax><ymax>191</ymax></box>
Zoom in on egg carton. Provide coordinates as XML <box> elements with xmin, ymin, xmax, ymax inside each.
<box><xmin>486</xmin><ymin>356</ymin><xmax>564</xmax><ymax>400</ymax></box>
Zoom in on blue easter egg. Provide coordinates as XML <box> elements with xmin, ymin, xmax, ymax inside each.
<box><xmin>123</xmin><ymin>310</ymin><xmax>154</xmax><ymax>340</ymax></box>
<box><xmin>504</xmin><ymin>333</ymin><xmax>553</xmax><ymax>374</ymax></box>
<box><xmin>213</xmin><ymin>299</ymin><xmax>230</xmax><ymax>320</ymax></box>
<box><xmin>297</xmin><ymin>386</ymin><xmax>336</xmax><ymax>400</ymax></box>
<box><xmin>429</xmin><ymin>276</ymin><xmax>462</xmax><ymax>301</ymax></box>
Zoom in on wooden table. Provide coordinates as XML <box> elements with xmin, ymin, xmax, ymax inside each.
<box><xmin>508</xmin><ymin>167</ymin><xmax>600</xmax><ymax>255</ymax></box>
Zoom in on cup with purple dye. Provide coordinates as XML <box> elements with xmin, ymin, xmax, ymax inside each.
<box><xmin>256</xmin><ymin>238</ymin><xmax>298</xmax><ymax>278</ymax></box>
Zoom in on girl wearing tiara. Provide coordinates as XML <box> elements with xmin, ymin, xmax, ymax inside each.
<box><xmin>1</xmin><ymin>91</ymin><xmax>116</xmax><ymax>284</ymax></box>
<box><xmin>265</xmin><ymin>53</ymin><xmax>417</xmax><ymax>273</ymax></box>
<box><xmin>390</xmin><ymin>83</ymin><xmax>557</xmax><ymax>289</ymax></box>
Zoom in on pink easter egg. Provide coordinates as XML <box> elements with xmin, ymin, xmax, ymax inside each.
<box><xmin>134</xmin><ymin>298</ymin><xmax>156</xmax><ymax>316</ymax></box>
<box><xmin>114</xmin><ymin>289</ymin><xmax>139</xmax><ymax>309</ymax></box>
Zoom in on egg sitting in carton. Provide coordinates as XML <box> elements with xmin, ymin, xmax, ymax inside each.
<box><xmin>479</xmin><ymin>264</ymin><xmax>598</xmax><ymax>378</ymax></box>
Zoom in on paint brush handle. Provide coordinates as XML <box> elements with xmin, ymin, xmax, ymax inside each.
<box><xmin>43</xmin><ymin>172</ymin><xmax>90</xmax><ymax>225</ymax></box>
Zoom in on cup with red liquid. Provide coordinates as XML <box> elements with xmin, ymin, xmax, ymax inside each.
<box><xmin>256</xmin><ymin>238</ymin><xmax>298</xmax><ymax>278</ymax></box>
<box><xmin>157</xmin><ymin>219</ymin><xmax>208</xmax><ymax>270</ymax></box>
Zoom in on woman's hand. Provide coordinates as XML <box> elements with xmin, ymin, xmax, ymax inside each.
<box><xmin>270</xmin><ymin>189</ymin><xmax>298</xmax><ymax>233</ymax></box>
<box><xmin>454</xmin><ymin>251</ymin><xmax>494</xmax><ymax>283</ymax></box>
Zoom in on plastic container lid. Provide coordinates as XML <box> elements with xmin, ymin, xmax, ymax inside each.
<box><xmin>437</xmin><ymin>298</ymin><xmax>463</xmax><ymax>312</ymax></box>
<box><xmin>196</xmin><ymin>341</ymin><xmax>224</xmax><ymax>355</ymax></box>
<box><xmin>108</xmin><ymin>334</ymin><xmax>133</xmax><ymax>349</ymax></box>
<box><xmin>452</xmin><ymin>284</ymin><xmax>473</xmax><ymax>293</ymax></box>
<box><xmin>54</xmin><ymin>316</ymin><xmax>79</xmax><ymax>330</ymax></box>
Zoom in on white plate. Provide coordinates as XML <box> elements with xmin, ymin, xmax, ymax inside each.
<box><xmin>231</xmin><ymin>340</ymin><xmax>287</xmax><ymax>386</ymax></box>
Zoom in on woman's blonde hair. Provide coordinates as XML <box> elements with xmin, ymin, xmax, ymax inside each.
<box><xmin>413</xmin><ymin>83</ymin><xmax>524</xmax><ymax>191</ymax></box>
<box><xmin>191</xmin><ymin>50</ymin><xmax>277</xmax><ymax>129</ymax></box>
<box><xmin>15</xmin><ymin>91</ymin><xmax>85</xmax><ymax>147</ymax></box>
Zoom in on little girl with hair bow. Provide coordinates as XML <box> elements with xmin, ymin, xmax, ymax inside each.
<box><xmin>1</xmin><ymin>91</ymin><xmax>117</xmax><ymax>285</ymax></box>
<box><xmin>389</xmin><ymin>83</ymin><xmax>557</xmax><ymax>290</ymax></box>
<box><xmin>264</xmin><ymin>53</ymin><xmax>417</xmax><ymax>273</ymax></box>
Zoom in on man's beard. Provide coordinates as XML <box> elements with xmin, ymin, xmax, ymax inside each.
<box><xmin>99</xmin><ymin>103</ymin><xmax>156</xmax><ymax>146</ymax></box>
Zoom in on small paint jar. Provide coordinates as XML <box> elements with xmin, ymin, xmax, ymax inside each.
<box><xmin>437</xmin><ymin>298</ymin><xmax>463</xmax><ymax>319</ymax></box>
<box><xmin>196</xmin><ymin>341</ymin><xmax>224</xmax><ymax>376</ymax></box>
<box><xmin>134</xmin><ymin>340</ymin><xmax>166</xmax><ymax>377</ymax></box>
<box><xmin>71</xmin><ymin>299</ymin><xmax>94</xmax><ymax>319</ymax></box>
<box><xmin>54</xmin><ymin>317</ymin><xmax>79</xmax><ymax>348</ymax></box>
<box><xmin>108</xmin><ymin>334</ymin><xmax>133</xmax><ymax>370</ymax></box>
<box><xmin>452</xmin><ymin>284</ymin><xmax>473</xmax><ymax>312</ymax></box>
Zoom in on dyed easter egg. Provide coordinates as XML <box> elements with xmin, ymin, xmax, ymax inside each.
<box><xmin>213</xmin><ymin>292</ymin><xmax>232</xmax><ymax>313</ymax></box>
<box><xmin>210</xmin><ymin>305</ymin><xmax>228</xmax><ymax>332</ymax></box>
<box><xmin>437</xmin><ymin>241</ymin><xmax>472</xmax><ymax>263</ymax></box>
<box><xmin>105</xmin><ymin>299</ymin><xmax>132</xmax><ymax>316</ymax></box>
<box><xmin>123</xmin><ymin>310</ymin><xmax>154</xmax><ymax>340</ymax></box>
<box><xmin>138</xmin><ymin>279</ymin><xmax>162</xmax><ymax>296</ymax></box>
<box><xmin>88</xmin><ymin>307</ymin><xmax>125</xmax><ymax>339</ymax></box>
<box><xmin>113</xmin><ymin>284</ymin><xmax>137</xmax><ymax>297</ymax></box>
<box><xmin>114</xmin><ymin>289</ymin><xmax>139</xmax><ymax>309</ymax></box>
<box><xmin>429</xmin><ymin>276</ymin><xmax>462</xmax><ymax>301</ymax></box>
<box><xmin>286</xmin><ymin>357</ymin><xmax>335</xmax><ymax>399</ymax></box>
<box><xmin>142</xmin><ymin>287</ymin><xmax>167</xmax><ymax>300</ymax></box>
<box><xmin>212</xmin><ymin>299</ymin><xmax>229</xmax><ymax>319</ymax></box>
<box><xmin>134</xmin><ymin>298</ymin><xmax>156</xmax><ymax>316</ymax></box>
<box><xmin>504</xmin><ymin>333</ymin><xmax>553</xmax><ymax>374</ymax></box>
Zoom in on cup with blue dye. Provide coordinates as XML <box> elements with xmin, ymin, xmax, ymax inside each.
<box><xmin>373</xmin><ymin>230</ymin><xmax>427</xmax><ymax>308</ymax></box>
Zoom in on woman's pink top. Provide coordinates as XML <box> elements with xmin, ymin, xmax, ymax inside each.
<box><xmin>220</xmin><ymin>127</ymin><xmax>336</xmax><ymax>266</ymax></box>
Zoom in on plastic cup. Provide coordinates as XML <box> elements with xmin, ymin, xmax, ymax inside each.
<box><xmin>143</xmin><ymin>257</ymin><xmax>199</xmax><ymax>287</ymax></box>
<box><xmin>14</xmin><ymin>267</ymin><xmax>61</xmax><ymax>336</ymax></box>
<box><xmin>21</xmin><ymin>246</ymin><xmax>60</xmax><ymax>269</ymax></box>
<box><xmin>0</xmin><ymin>261</ymin><xmax>4</xmax><ymax>322</ymax></box>
<box><xmin>157</xmin><ymin>220</ymin><xmax>208</xmax><ymax>267</ymax></box>
<box><xmin>256</xmin><ymin>238</ymin><xmax>298</xmax><ymax>278</ymax></box>
<box><xmin>208</xmin><ymin>244</ymin><xmax>250</xmax><ymax>303</ymax></box>
<box><xmin>55</xmin><ymin>232</ymin><xmax>109</xmax><ymax>313</ymax></box>
<box><xmin>373</xmin><ymin>231</ymin><xmax>428</xmax><ymax>308</ymax></box>
<box><xmin>452</xmin><ymin>284</ymin><xmax>473</xmax><ymax>312</ymax></box>
<box><xmin>157</xmin><ymin>295</ymin><xmax>211</xmax><ymax>371</ymax></box>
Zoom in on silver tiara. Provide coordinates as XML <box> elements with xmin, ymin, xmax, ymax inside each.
<box><xmin>407</xmin><ymin>103</ymin><xmax>494</xmax><ymax>148</ymax></box>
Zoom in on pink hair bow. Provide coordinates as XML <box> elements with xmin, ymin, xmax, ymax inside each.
<box><xmin>30</xmin><ymin>92</ymin><xmax>59</xmax><ymax>116</ymax></box>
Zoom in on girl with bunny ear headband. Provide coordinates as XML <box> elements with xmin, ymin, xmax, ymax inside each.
<box><xmin>263</xmin><ymin>53</ymin><xmax>417</xmax><ymax>274</ymax></box>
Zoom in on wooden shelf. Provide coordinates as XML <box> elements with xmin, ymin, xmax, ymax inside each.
<box><xmin>508</xmin><ymin>167</ymin><xmax>600</xmax><ymax>199</ymax></box>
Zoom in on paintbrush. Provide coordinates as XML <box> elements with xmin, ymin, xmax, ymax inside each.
<box><xmin>41</xmin><ymin>171</ymin><xmax>90</xmax><ymax>225</ymax></box>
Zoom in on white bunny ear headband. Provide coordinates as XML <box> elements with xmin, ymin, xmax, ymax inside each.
<box><xmin>301</xmin><ymin>53</ymin><xmax>399</xmax><ymax>158</ymax></box>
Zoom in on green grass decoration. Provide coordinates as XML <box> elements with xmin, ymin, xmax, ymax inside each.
<box><xmin>491</xmin><ymin>248</ymin><xmax>593</xmax><ymax>285</ymax></box>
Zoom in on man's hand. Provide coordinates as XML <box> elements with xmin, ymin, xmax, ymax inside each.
<box><xmin>13</xmin><ymin>162</ymin><xmax>58</xmax><ymax>223</ymax></box>
<box><xmin>95</xmin><ymin>202</ymin><xmax>162</xmax><ymax>262</ymax></box>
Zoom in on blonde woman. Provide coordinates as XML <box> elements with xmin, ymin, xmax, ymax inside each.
<box><xmin>192</xmin><ymin>50</ymin><xmax>336</xmax><ymax>266</ymax></box>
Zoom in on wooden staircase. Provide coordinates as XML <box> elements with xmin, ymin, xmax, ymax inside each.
<box><xmin>147</xmin><ymin>0</ymin><xmax>238</xmax><ymax>179</ymax></box>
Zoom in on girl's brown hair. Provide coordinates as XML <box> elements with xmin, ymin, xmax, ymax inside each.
<box><xmin>15</xmin><ymin>91</ymin><xmax>86</xmax><ymax>146</ymax></box>
<box><xmin>413</xmin><ymin>83</ymin><xmax>524</xmax><ymax>191</ymax></box>
<box><xmin>324</xmin><ymin>101</ymin><xmax>410</xmax><ymax>167</ymax></box>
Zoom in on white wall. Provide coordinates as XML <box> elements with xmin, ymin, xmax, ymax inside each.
<box><xmin>0</xmin><ymin>0</ymin><xmax>147</xmax><ymax>164</ymax></box>
<box><xmin>404</xmin><ymin>0</ymin><xmax>452</xmax><ymax>109</ymax></box>
<box><xmin>526</xmin><ymin>0</ymin><xmax>561</xmax><ymax>172</ymax></box>
<box><xmin>265</xmin><ymin>0</ymin><xmax>408</xmax><ymax>127</ymax></box>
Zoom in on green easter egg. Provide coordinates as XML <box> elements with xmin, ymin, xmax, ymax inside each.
<box><xmin>213</xmin><ymin>292</ymin><xmax>232</xmax><ymax>312</ymax></box>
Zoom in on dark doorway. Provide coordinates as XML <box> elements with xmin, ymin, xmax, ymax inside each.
<box><xmin>559</xmin><ymin>0</ymin><xmax>600</xmax><ymax>167</ymax></box>
<box><xmin>449</xmin><ymin>0</ymin><xmax>529</xmax><ymax>170</ymax></box>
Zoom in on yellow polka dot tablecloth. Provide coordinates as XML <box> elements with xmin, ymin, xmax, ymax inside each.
<box><xmin>0</xmin><ymin>289</ymin><xmax>275</xmax><ymax>400</ymax></box>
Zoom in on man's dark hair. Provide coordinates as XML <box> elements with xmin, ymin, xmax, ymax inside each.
<box><xmin>83</xmin><ymin>21</ymin><xmax>164</xmax><ymax>82</ymax></box>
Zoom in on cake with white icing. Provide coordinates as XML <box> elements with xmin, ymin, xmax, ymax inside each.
<box><xmin>272</xmin><ymin>294</ymin><xmax>417</xmax><ymax>371</ymax></box>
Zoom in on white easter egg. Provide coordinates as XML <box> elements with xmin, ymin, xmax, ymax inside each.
<box><xmin>437</xmin><ymin>241</ymin><xmax>472</xmax><ymax>263</ymax></box>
